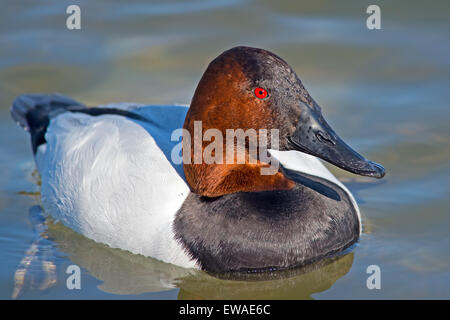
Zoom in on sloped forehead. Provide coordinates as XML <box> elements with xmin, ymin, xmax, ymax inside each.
<box><xmin>221</xmin><ymin>47</ymin><xmax>316</xmax><ymax>107</ymax></box>
<box><xmin>217</xmin><ymin>46</ymin><xmax>297</xmax><ymax>83</ymax></box>
<box><xmin>203</xmin><ymin>46</ymin><xmax>317</xmax><ymax>112</ymax></box>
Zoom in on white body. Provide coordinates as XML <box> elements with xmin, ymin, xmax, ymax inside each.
<box><xmin>35</xmin><ymin>103</ymin><xmax>360</xmax><ymax>269</ymax></box>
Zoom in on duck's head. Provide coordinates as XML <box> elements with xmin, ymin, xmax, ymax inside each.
<box><xmin>183</xmin><ymin>46</ymin><xmax>385</xmax><ymax>197</ymax></box>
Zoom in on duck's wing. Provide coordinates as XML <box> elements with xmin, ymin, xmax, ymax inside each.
<box><xmin>10</xmin><ymin>94</ymin><xmax>196</xmax><ymax>268</ymax></box>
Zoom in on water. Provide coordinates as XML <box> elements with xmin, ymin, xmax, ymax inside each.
<box><xmin>1</xmin><ymin>0</ymin><xmax>449</xmax><ymax>299</ymax></box>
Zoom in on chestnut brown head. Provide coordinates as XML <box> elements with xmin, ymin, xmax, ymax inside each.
<box><xmin>183</xmin><ymin>46</ymin><xmax>385</xmax><ymax>197</ymax></box>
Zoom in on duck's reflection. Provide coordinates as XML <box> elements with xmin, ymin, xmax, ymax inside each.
<box><xmin>177</xmin><ymin>254</ymin><xmax>354</xmax><ymax>300</ymax></box>
<box><xmin>46</xmin><ymin>214</ymin><xmax>194</xmax><ymax>295</ymax></box>
<box><xmin>40</xmin><ymin>204</ymin><xmax>355</xmax><ymax>299</ymax></box>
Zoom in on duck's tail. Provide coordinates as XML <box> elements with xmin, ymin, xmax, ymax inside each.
<box><xmin>10</xmin><ymin>94</ymin><xmax>85</xmax><ymax>153</ymax></box>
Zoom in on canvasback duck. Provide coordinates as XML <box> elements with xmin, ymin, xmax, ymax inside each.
<box><xmin>11</xmin><ymin>46</ymin><xmax>385</xmax><ymax>273</ymax></box>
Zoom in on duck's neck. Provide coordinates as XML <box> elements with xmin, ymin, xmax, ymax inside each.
<box><xmin>184</xmin><ymin>161</ymin><xmax>294</xmax><ymax>198</ymax></box>
<box><xmin>182</xmin><ymin>108</ymin><xmax>294</xmax><ymax>197</ymax></box>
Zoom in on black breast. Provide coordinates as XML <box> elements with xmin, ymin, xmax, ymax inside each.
<box><xmin>173</xmin><ymin>170</ymin><xmax>360</xmax><ymax>273</ymax></box>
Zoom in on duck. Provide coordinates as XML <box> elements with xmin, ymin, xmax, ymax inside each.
<box><xmin>11</xmin><ymin>46</ymin><xmax>385</xmax><ymax>273</ymax></box>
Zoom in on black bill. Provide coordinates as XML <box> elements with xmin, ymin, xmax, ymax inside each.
<box><xmin>288</xmin><ymin>101</ymin><xmax>385</xmax><ymax>179</ymax></box>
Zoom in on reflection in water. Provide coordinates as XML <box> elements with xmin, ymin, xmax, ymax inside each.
<box><xmin>46</xmin><ymin>211</ymin><xmax>194</xmax><ymax>295</ymax></box>
<box><xmin>12</xmin><ymin>206</ymin><xmax>57</xmax><ymax>299</ymax></box>
<box><xmin>177</xmin><ymin>254</ymin><xmax>354</xmax><ymax>300</ymax></box>
<box><xmin>21</xmin><ymin>205</ymin><xmax>353</xmax><ymax>299</ymax></box>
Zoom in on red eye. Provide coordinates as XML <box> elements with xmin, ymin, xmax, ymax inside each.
<box><xmin>254</xmin><ymin>87</ymin><xmax>268</xmax><ymax>99</ymax></box>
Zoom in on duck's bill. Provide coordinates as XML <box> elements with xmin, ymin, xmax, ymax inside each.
<box><xmin>287</xmin><ymin>102</ymin><xmax>385</xmax><ymax>179</ymax></box>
